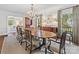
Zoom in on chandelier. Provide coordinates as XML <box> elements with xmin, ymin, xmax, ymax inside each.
<box><xmin>26</xmin><ymin>4</ymin><xmax>35</xmax><ymax>20</ymax></box>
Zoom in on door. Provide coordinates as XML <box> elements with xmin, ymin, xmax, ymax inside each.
<box><xmin>58</xmin><ymin>8</ymin><xmax>73</xmax><ymax>42</ymax></box>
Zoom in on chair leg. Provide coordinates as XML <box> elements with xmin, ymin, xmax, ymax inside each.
<box><xmin>48</xmin><ymin>45</ymin><xmax>54</xmax><ymax>54</ymax></box>
<box><xmin>64</xmin><ymin>47</ymin><xmax>66</xmax><ymax>54</ymax></box>
<box><xmin>20</xmin><ymin>36</ymin><xmax>23</xmax><ymax>45</ymax></box>
<box><xmin>20</xmin><ymin>38</ymin><xmax>22</xmax><ymax>45</ymax></box>
<box><xmin>30</xmin><ymin>46</ymin><xmax>32</xmax><ymax>54</ymax></box>
<box><xmin>25</xmin><ymin>41</ymin><xmax>27</xmax><ymax>50</ymax></box>
<box><xmin>59</xmin><ymin>48</ymin><xmax>61</xmax><ymax>54</ymax></box>
<box><xmin>39</xmin><ymin>42</ymin><xmax>41</xmax><ymax>50</ymax></box>
<box><xmin>20</xmin><ymin>41</ymin><xmax>22</xmax><ymax>45</ymax></box>
<box><xmin>30</xmin><ymin>38</ymin><xmax>32</xmax><ymax>54</ymax></box>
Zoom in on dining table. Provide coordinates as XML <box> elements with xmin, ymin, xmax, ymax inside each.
<box><xmin>25</xmin><ymin>27</ymin><xmax>57</xmax><ymax>54</ymax></box>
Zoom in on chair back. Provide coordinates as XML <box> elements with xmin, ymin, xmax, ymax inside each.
<box><xmin>59</xmin><ymin>31</ymin><xmax>67</xmax><ymax>52</ymax></box>
<box><xmin>16</xmin><ymin>26</ymin><xmax>19</xmax><ymax>34</ymax></box>
<box><xmin>25</xmin><ymin>30</ymin><xmax>32</xmax><ymax>42</ymax></box>
<box><xmin>18</xmin><ymin>27</ymin><xmax>23</xmax><ymax>36</ymax></box>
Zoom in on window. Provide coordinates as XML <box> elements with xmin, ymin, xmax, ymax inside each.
<box><xmin>60</xmin><ymin>8</ymin><xmax>73</xmax><ymax>33</ymax></box>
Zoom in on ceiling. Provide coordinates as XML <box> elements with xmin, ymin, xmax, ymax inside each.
<box><xmin>0</xmin><ymin>4</ymin><xmax>77</xmax><ymax>15</ymax></box>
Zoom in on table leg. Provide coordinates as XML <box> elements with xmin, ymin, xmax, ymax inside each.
<box><xmin>34</xmin><ymin>38</ymin><xmax>45</xmax><ymax>50</ymax></box>
<box><xmin>33</xmin><ymin>38</ymin><xmax>47</xmax><ymax>54</ymax></box>
<box><xmin>43</xmin><ymin>38</ymin><xmax>47</xmax><ymax>54</ymax></box>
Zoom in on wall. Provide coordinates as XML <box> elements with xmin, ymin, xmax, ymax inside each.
<box><xmin>73</xmin><ymin>6</ymin><xmax>79</xmax><ymax>44</ymax></box>
<box><xmin>0</xmin><ymin>10</ymin><xmax>23</xmax><ymax>34</ymax></box>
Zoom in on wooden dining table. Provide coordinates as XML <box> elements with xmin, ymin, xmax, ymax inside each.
<box><xmin>25</xmin><ymin>27</ymin><xmax>57</xmax><ymax>54</ymax></box>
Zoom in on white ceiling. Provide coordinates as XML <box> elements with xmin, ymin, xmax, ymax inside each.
<box><xmin>0</xmin><ymin>4</ymin><xmax>77</xmax><ymax>15</ymax></box>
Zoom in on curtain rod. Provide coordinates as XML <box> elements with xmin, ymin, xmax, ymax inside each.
<box><xmin>59</xmin><ymin>5</ymin><xmax>79</xmax><ymax>11</ymax></box>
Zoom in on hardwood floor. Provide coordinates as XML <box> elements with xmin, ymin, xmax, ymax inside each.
<box><xmin>0</xmin><ymin>34</ymin><xmax>7</xmax><ymax>53</ymax></box>
<box><xmin>0</xmin><ymin>36</ymin><xmax>4</xmax><ymax>53</ymax></box>
<box><xmin>1</xmin><ymin>33</ymin><xmax>79</xmax><ymax>54</ymax></box>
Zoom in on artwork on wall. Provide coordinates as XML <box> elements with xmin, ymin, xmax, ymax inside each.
<box><xmin>25</xmin><ymin>17</ymin><xmax>32</xmax><ymax>28</ymax></box>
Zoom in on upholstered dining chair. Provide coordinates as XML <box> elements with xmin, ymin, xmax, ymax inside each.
<box><xmin>16</xmin><ymin>26</ymin><xmax>26</xmax><ymax>45</ymax></box>
<box><xmin>25</xmin><ymin>30</ymin><xmax>41</xmax><ymax>54</ymax></box>
<box><xmin>45</xmin><ymin>31</ymin><xmax>67</xmax><ymax>54</ymax></box>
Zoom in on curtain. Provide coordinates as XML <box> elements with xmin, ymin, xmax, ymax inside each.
<box><xmin>73</xmin><ymin>5</ymin><xmax>79</xmax><ymax>44</ymax></box>
<box><xmin>58</xmin><ymin>10</ymin><xmax>62</xmax><ymax>35</ymax></box>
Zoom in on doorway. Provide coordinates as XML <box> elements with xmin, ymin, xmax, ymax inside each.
<box><xmin>7</xmin><ymin>16</ymin><xmax>23</xmax><ymax>34</ymax></box>
<box><xmin>59</xmin><ymin>7</ymin><xmax>73</xmax><ymax>42</ymax></box>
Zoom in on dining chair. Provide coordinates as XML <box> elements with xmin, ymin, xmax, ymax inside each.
<box><xmin>16</xmin><ymin>26</ymin><xmax>22</xmax><ymax>41</ymax></box>
<box><xmin>16</xmin><ymin>26</ymin><xmax>20</xmax><ymax>40</ymax></box>
<box><xmin>16</xmin><ymin>26</ymin><xmax>26</xmax><ymax>45</ymax></box>
<box><xmin>46</xmin><ymin>31</ymin><xmax>67</xmax><ymax>54</ymax></box>
<box><xmin>25</xmin><ymin>30</ymin><xmax>41</xmax><ymax>54</ymax></box>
